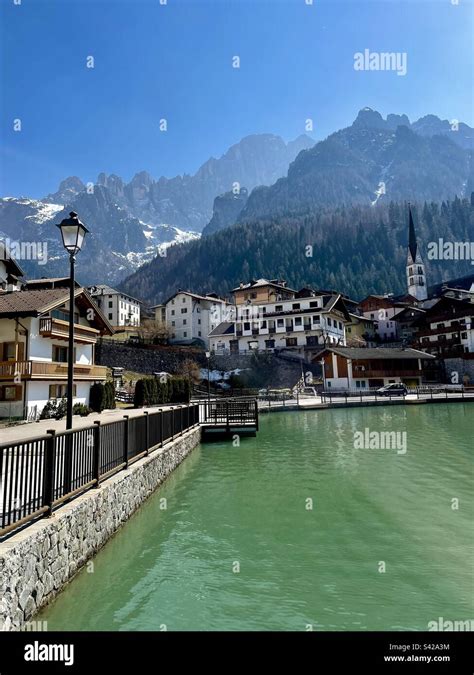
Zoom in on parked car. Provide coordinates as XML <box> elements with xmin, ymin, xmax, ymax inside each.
<box><xmin>377</xmin><ymin>383</ymin><xmax>408</xmax><ymax>397</ymax></box>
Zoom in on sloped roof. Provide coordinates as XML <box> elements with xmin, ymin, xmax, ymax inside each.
<box><xmin>0</xmin><ymin>286</ymin><xmax>114</xmax><ymax>334</ymax></box>
<box><xmin>209</xmin><ymin>321</ymin><xmax>235</xmax><ymax>337</ymax></box>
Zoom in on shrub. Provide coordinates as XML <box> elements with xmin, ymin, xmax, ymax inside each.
<box><xmin>73</xmin><ymin>403</ymin><xmax>91</xmax><ymax>417</ymax></box>
<box><xmin>89</xmin><ymin>383</ymin><xmax>105</xmax><ymax>412</ymax></box>
<box><xmin>54</xmin><ymin>398</ymin><xmax>68</xmax><ymax>420</ymax></box>
<box><xmin>133</xmin><ymin>375</ymin><xmax>191</xmax><ymax>407</ymax></box>
<box><xmin>39</xmin><ymin>399</ymin><xmax>58</xmax><ymax>420</ymax></box>
<box><xmin>90</xmin><ymin>381</ymin><xmax>116</xmax><ymax>412</ymax></box>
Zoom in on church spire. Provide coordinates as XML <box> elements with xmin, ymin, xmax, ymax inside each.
<box><xmin>406</xmin><ymin>206</ymin><xmax>427</xmax><ymax>301</ymax></box>
<box><xmin>408</xmin><ymin>206</ymin><xmax>417</xmax><ymax>261</ymax></box>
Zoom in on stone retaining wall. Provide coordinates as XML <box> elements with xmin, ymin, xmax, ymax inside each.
<box><xmin>0</xmin><ymin>426</ymin><xmax>201</xmax><ymax>632</ymax></box>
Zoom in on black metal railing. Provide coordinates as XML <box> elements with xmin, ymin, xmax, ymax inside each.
<box><xmin>199</xmin><ymin>398</ymin><xmax>259</xmax><ymax>430</ymax></box>
<box><xmin>0</xmin><ymin>403</ymin><xmax>200</xmax><ymax>538</ymax></box>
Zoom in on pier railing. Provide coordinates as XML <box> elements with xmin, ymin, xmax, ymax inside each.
<box><xmin>199</xmin><ymin>398</ymin><xmax>259</xmax><ymax>432</ymax></box>
<box><xmin>0</xmin><ymin>404</ymin><xmax>200</xmax><ymax>538</ymax></box>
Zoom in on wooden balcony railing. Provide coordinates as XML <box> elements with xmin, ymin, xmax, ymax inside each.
<box><xmin>0</xmin><ymin>360</ymin><xmax>107</xmax><ymax>380</ymax></box>
<box><xmin>39</xmin><ymin>317</ymin><xmax>100</xmax><ymax>344</ymax></box>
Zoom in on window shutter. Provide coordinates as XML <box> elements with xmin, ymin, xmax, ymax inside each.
<box><xmin>15</xmin><ymin>385</ymin><xmax>22</xmax><ymax>401</ymax></box>
<box><xmin>17</xmin><ymin>342</ymin><xmax>24</xmax><ymax>361</ymax></box>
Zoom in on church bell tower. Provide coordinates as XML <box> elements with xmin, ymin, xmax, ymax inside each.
<box><xmin>406</xmin><ymin>207</ymin><xmax>427</xmax><ymax>301</ymax></box>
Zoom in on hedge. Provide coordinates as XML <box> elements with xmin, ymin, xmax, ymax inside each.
<box><xmin>89</xmin><ymin>381</ymin><xmax>116</xmax><ymax>412</ymax></box>
<box><xmin>133</xmin><ymin>376</ymin><xmax>191</xmax><ymax>407</ymax></box>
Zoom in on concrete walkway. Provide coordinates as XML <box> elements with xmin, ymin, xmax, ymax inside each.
<box><xmin>0</xmin><ymin>405</ymin><xmax>182</xmax><ymax>444</ymax></box>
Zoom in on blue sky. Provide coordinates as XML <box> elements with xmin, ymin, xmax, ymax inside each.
<box><xmin>1</xmin><ymin>0</ymin><xmax>473</xmax><ymax>198</ymax></box>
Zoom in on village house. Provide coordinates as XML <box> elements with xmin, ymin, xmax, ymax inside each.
<box><xmin>0</xmin><ymin>256</ymin><xmax>113</xmax><ymax>420</ymax></box>
<box><xmin>345</xmin><ymin>312</ymin><xmax>377</xmax><ymax>347</ymax></box>
<box><xmin>413</xmin><ymin>296</ymin><xmax>474</xmax><ymax>357</ymax></box>
<box><xmin>87</xmin><ymin>284</ymin><xmax>141</xmax><ymax>328</ymax></box>
<box><xmin>314</xmin><ymin>346</ymin><xmax>434</xmax><ymax>391</ymax></box>
<box><xmin>209</xmin><ymin>279</ymin><xmax>351</xmax><ymax>354</ymax></box>
<box><xmin>163</xmin><ymin>290</ymin><xmax>228</xmax><ymax>348</ymax></box>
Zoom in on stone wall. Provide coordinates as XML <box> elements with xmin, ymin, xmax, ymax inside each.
<box><xmin>95</xmin><ymin>341</ymin><xmax>254</xmax><ymax>375</ymax></box>
<box><xmin>0</xmin><ymin>426</ymin><xmax>201</xmax><ymax>632</ymax></box>
<box><xmin>444</xmin><ymin>357</ymin><xmax>474</xmax><ymax>385</ymax></box>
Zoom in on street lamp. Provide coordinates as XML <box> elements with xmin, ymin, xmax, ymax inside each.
<box><xmin>205</xmin><ymin>350</ymin><xmax>211</xmax><ymax>404</ymax></box>
<box><xmin>56</xmin><ymin>212</ymin><xmax>89</xmax><ymax>429</ymax></box>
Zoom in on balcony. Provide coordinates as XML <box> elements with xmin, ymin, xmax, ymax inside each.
<box><xmin>0</xmin><ymin>360</ymin><xmax>108</xmax><ymax>381</ymax></box>
<box><xmin>39</xmin><ymin>317</ymin><xmax>100</xmax><ymax>344</ymax></box>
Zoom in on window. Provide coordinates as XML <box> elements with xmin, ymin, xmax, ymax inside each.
<box><xmin>183</xmin><ymin>331</ymin><xmax>187</xmax><ymax>337</ymax></box>
<box><xmin>277</xmin><ymin>319</ymin><xmax>284</xmax><ymax>327</ymax></box>
<box><xmin>183</xmin><ymin>319</ymin><xmax>187</xmax><ymax>325</ymax></box>
<box><xmin>292</xmin><ymin>303</ymin><xmax>300</xmax><ymax>310</ymax></box>
<box><xmin>1</xmin><ymin>342</ymin><xmax>18</xmax><ymax>361</ymax></box>
<box><xmin>181</xmin><ymin>308</ymin><xmax>187</xmax><ymax>314</ymax></box>
<box><xmin>244</xmin><ymin>322</ymin><xmax>250</xmax><ymax>330</ymax></box>
<box><xmin>52</xmin><ymin>346</ymin><xmax>76</xmax><ymax>363</ymax></box>
<box><xmin>171</xmin><ymin>299</ymin><xmax>175</xmax><ymax>305</ymax></box>
<box><xmin>310</xmin><ymin>301</ymin><xmax>318</xmax><ymax>308</ymax></box>
<box><xmin>275</xmin><ymin>305</ymin><xmax>283</xmax><ymax>312</ymax></box>
<box><xmin>108</xmin><ymin>313</ymin><xmax>113</xmax><ymax>320</ymax></box>
<box><xmin>286</xmin><ymin>337</ymin><xmax>297</xmax><ymax>347</ymax></box>
<box><xmin>461</xmin><ymin>332</ymin><xmax>468</xmax><ymax>339</ymax></box>
<box><xmin>198</xmin><ymin>319</ymin><xmax>201</xmax><ymax>325</ymax></box>
<box><xmin>171</xmin><ymin>310</ymin><xmax>175</xmax><ymax>316</ymax></box>
<box><xmin>51</xmin><ymin>308</ymin><xmax>79</xmax><ymax>323</ymax></box>
<box><xmin>339</xmin><ymin>322</ymin><xmax>343</xmax><ymax>330</ymax></box>
<box><xmin>198</xmin><ymin>331</ymin><xmax>201</xmax><ymax>336</ymax></box>
<box><xmin>295</xmin><ymin>317</ymin><xmax>302</xmax><ymax>326</ymax></box>
<box><xmin>109</xmin><ymin>301</ymin><xmax>113</xmax><ymax>308</ymax></box>
<box><xmin>312</xmin><ymin>315</ymin><xmax>320</xmax><ymax>323</ymax></box>
<box><xmin>265</xmin><ymin>339</ymin><xmax>275</xmax><ymax>348</ymax></box>
<box><xmin>437</xmin><ymin>323</ymin><xmax>445</xmax><ymax>329</ymax></box>
<box><xmin>327</xmin><ymin>318</ymin><xmax>332</xmax><ymax>327</ymax></box>
<box><xmin>171</xmin><ymin>321</ymin><xmax>175</xmax><ymax>327</ymax></box>
<box><xmin>48</xmin><ymin>384</ymin><xmax>76</xmax><ymax>399</ymax></box>
<box><xmin>182</xmin><ymin>297</ymin><xmax>186</xmax><ymax>303</ymax></box>
<box><xmin>0</xmin><ymin>385</ymin><xmax>22</xmax><ymax>401</ymax></box>
<box><xmin>261</xmin><ymin>320</ymin><xmax>267</xmax><ymax>329</ymax></box>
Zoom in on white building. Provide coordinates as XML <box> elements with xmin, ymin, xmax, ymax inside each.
<box><xmin>87</xmin><ymin>284</ymin><xmax>141</xmax><ymax>328</ymax></box>
<box><xmin>209</xmin><ymin>281</ymin><xmax>350</xmax><ymax>354</ymax></box>
<box><xmin>165</xmin><ymin>291</ymin><xmax>228</xmax><ymax>348</ymax></box>
<box><xmin>0</xmin><ymin>268</ymin><xmax>113</xmax><ymax>420</ymax></box>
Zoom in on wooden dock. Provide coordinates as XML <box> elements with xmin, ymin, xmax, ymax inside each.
<box><xmin>198</xmin><ymin>399</ymin><xmax>259</xmax><ymax>438</ymax></box>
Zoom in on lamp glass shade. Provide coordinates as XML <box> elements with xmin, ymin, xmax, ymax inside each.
<box><xmin>56</xmin><ymin>212</ymin><xmax>89</xmax><ymax>254</ymax></box>
<box><xmin>205</xmin><ymin>351</ymin><xmax>210</xmax><ymax>359</ymax></box>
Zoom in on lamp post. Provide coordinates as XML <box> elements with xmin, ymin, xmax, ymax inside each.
<box><xmin>205</xmin><ymin>350</ymin><xmax>211</xmax><ymax>404</ymax></box>
<box><xmin>55</xmin><ymin>212</ymin><xmax>89</xmax><ymax>430</ymax></box>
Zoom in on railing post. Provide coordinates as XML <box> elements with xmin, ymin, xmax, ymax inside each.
<box><xmin>63</xmin><ymin>432</ymin><xmax>73</xmax><ymax>496</ymax></box>
<box><xmin>123</xmin><ymin>415</ymin><xmax>129</xmax><ymax>468</ymax></box>
<box><xmin>43</xmin><ymin>430</ymin><xmax>56</xmax><ymax>517</ymax></box>
<box><xmin>159</xmin><ymin>409</ymin><xmax>164</xmax><ymax>447</ymax></box>
<box><xmin>226</xmin><ymin>400</ymin><xmax>230</xmax><ymax>433</ymax></box>
<box><xmin>171</xmin><ymin>407</ymin><xmax>175</xmax><ymax>440</ymax></box>
<box><xmin>93</xmin><ymin>421</ymin><xmax>101</xmax><ymax>487</ymax></box>
<box><xmin>144</xmin><ymin>411</ymin><xmax>150</xmax><ymax>455</ymax></box>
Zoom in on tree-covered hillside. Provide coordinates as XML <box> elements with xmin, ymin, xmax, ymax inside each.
<box><xmin>121</xmin><ymin>196</ymin><xmax>474</xmax><ymax>304</ymax></box>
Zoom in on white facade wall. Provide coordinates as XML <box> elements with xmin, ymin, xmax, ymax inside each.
<box><xmin>92</xmin><ymin>292</ymin><xmax>140</xmax><ymax>327</ymax></box>
<box><xmin>211</xmin><ymin>296</ymin><xmax>347</xmax><ymax>353</ymax></box>
<box><xmin>361</xmin><ymin>307</ymin><xmax>399</xmax><ymax>341</ymax></box>
<box><xmin>167</xmin><ymin>293</ymin><xmax>227</xmax><ymax>347</ymax></box>
<box><xmin>24</xmin><ymin>381</ymin><xmax>90</xmax><ymax>418</ymax></box>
